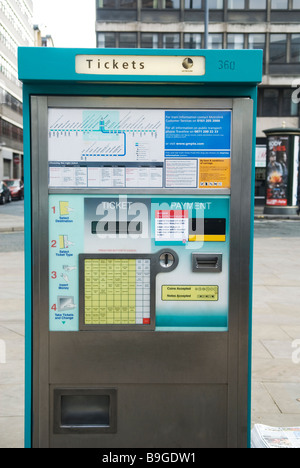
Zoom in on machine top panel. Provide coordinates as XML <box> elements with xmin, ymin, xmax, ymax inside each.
<box><xmin>18</xmin><ymin>48</ymin><xmax>263</xmax><ymax>85</ymax></box>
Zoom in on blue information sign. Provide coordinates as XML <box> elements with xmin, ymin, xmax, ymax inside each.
<box><xmin>165</xmin><ymin>110</ymin><xmax>231</xmax><ymax>158</ymax></box>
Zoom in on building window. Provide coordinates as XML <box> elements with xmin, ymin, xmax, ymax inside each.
<box><xmin>97</xmin><ymin>32</ymin><xmax>137</xmax><ymax>48</ymax></box>
<box><xmin>227</xmin><ymin>0</ymin><xmax>245</xmax><ymax>8</ymax></box>
<box><xmin>184</xmin><ymin>33</ymin><xmax>202</xmax><ymax>48</ymax></box>
<box><xmin>97</xmin><ymin>33</ymin><xmax>116</xmax><ymax>48</ymax></box>
<box><xmin>249</xmin><ymin>0</ymin><xmax>266</xmax><ymax>8</ymax></box>
<box><xmin>119</xmin><ymin>33</ymin><xmax>137</xmax><ymax>48</ymax></box>
<box><xmin>290</xmin><ymin>34</ymin><xmax>300</xmax><ymax>63</ymax></box>
<box><xmin>101</xmin><ymin>0</ymin><xmax>116</xmax><ymax>7</ymax></box>
<box><xmin>248</xmin><ymin>34</ymin><xmax>266</xmax><ymax>49</ymax></box>
<box><xmin>165</xmin><ymin>0</ymin><xmax>180</xmax><ymax>8</ymax></box>
<box><xmin>3</xmin><ymin>159</ymin><xmax>11</xmax><ymax>179</ymax></box>
<box><xmin>99</xmin><ymin>0</ymin><xmax>137</xmax><ymax>7</ymax></box>
<box><xmin>271</xmin><ymin>0</ymin><xmax>288</xmax><ymax>8</ymax></box>
<box><xmin>227</xmin><ymin>33</ymin><xmax>244</xmax><ymax>49</ymax></box>
<box><xmin>208</xmin><ymin>0</ymin><xmax>223</xmax><ymax>7</ymax></box>
<box><xmin>120</xmin><ymin>0</ymin><xmax>137</xmax><ymax>6</ymax></box>
<box><xmin>162</xmin><ymin>33</ymin><xmax>180</xmax><ymax>48</ymax></box>
<box><xmin>282</xmin><ymin>89</ymin><xmax>298</xmax><ymax>116</ymax></box>
<box><xmin>248</xmin><ymin>33</ymin><xmax>265</xmax><ymax>50</ymax></box>
<box><xmin>261</xmin><ymin>88</ymin><xmax>280</xmax><ymax>116</ymax></box>
<box><xmin>258</xmin><ymin>88</ymin><xmax>299</xmax><ymax>117</ymax></box>
<box><xmin>141</xmin><ymin>33</ymin><xmax>159</xmax><ymax>48</ymax></box>
<box><xmin>269</xmin><ymin>34</ymin><xmax>287</xmax><ymax>63</ymax></box>
<box><xmin>0</xmin><ymin>118</ymin><xmax>23</xmax><ymax>142</ymax></box>
<box><xmin>141</xmin><ymin>0</ymin><xmax>180</xmax><ymax>7</ymax></box>
<box><xmin>0</xmin><ymin>54</ymin><xmax>20</xmax><ymax>87</ymax></box>
<box><xmin>208</xmin><ymin>33</ymin><xmax>223</xmax><ymax>49</ymax></box>
<box><xmin>248</xmin><ymin>34</ymin><xmax>266</xmax><ymax>65</ymax></box>
<box><xmin>0</xmin><ymin>87</ymin><xmax>22</xmax><ymax>115</ymax></box>
<box><xmin>292</xmin><ymin>0</ymin><xmax>300</xmax><ymax>7</ymax></box>
<box><xmin>184</xmin><ymin>0</ymin><xmax>201</xmax><ymax>8</ymax></box>
<box><xmin>141</xmin><ymin>0</ymin><xmax>154</xmax><ymax>6</ymax></box>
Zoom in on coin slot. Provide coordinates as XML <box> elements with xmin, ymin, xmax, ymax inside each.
<box><xmin>159</xmin><ymin>252</ymin><xmax>175</xmax><ymax>268</ymax></box>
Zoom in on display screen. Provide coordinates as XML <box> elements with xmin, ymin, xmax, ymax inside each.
<box><xmin>91</xmin><ymin>221</ymin><xmax>143</xmax><ymax>235</ymax></box>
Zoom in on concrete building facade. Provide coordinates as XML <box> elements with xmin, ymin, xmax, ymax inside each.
<box><xmin>0</xmin><ymin>0</ymin><xmax>34</xmax><ymax>182</ymax></box>
<box><xmin>95</xmin><ymin>0</ymin><xmax>300</xmax><ymax>203</ymax></box>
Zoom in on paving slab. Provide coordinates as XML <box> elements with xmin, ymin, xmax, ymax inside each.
<box><xmin>0</xmin><ymin>214</ymin><xmax>24</xmax><ymax>233</ymax></box>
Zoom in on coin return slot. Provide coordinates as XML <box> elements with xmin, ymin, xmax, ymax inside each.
<box><xmin>192</xmin><ymin>254</ymin><xmax>222</xmax><ymax>273</ymax></box>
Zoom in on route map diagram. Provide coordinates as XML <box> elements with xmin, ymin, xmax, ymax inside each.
<box><xmin>48</xmin><ymin>108</ymin><xmax>164</xmax><ymax>163</ymax></box>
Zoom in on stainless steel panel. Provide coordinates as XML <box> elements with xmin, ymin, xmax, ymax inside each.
<box><xmin>30</xmin><ymin>95</ymin><xmax>254</xmax><ymax>448</ymax></box>
<box><xmin>228</xmin><ymin>98</ymin><xmax>254</xmax><ymax>448</ymax></box>
<box><xmin>49</xmin><ymin>331</ymin><xmax>229</xmax><ymax>384</ymax></box>
<box><xmin>49</xmin><ymin>188</ymin><xmax>231</xmax><ymax>195</ymax></box>
<box><xmin>50</xmin><ymin>384</ymin><xmax>228</xmax><ymax>448</ymax></box>
<box><xmin>47</xmin><ymin>96</ymin><xmax>233</xmax><ymax>109</ymax></box>
<box><xmin>31</xmin><ymin>96</ymin><xmax>50</xmax><ymax>448</ymax></box>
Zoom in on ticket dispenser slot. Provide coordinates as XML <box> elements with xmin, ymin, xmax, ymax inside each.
<box><xmin>53</xmin><ymin>389</ymin><xmax>117</xmax><ymax>434</ymax></box>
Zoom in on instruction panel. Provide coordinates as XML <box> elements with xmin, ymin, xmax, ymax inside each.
<box><xmin>48</xmin><ymin>108</ymin><xmax>232</xmax><ymax>190</ymax></box>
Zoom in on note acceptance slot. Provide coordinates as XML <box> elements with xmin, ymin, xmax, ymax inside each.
<box><xmin>192</xmin><ymin>254</ymin><xmax>223</xmax><ymax>273</ymax></box>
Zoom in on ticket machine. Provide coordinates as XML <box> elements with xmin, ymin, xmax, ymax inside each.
<box><xmin>19</xmin><ymin>48</ymin><xmax>262</xmax><ymax>448</ymax></box>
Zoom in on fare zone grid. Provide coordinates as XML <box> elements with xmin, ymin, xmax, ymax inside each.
<box><xmin>84</xmin><ymin>258</ymin><xmax>151</xmax><ymax>325</ymax></box>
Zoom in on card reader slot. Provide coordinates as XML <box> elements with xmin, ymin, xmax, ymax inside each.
<box><xmin>192</xmin><ymin>254</ymin><xmax>222</xmax><ymax>273</ymax></box>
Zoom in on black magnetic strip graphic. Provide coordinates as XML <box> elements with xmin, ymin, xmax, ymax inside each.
<box><xmin>189</xmin><ymin>218</ymin><xmax>226</xmax><ymax>235</ymax></box>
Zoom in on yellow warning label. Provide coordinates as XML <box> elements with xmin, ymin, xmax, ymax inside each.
<box><xmin>199</xmin><ymin>158</ymin><xmax>231</xmax><ymax>189</ymax></box>
<box><xmin>162</xmin><ymin>285</ymin><xmax>218</xmax><ymax>301</ymax></box>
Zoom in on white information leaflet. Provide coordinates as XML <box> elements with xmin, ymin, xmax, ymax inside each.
<box><xmin>155</xmin><ymin>210</ymin><xmax>189</xmax><ymax>243</ymax></box>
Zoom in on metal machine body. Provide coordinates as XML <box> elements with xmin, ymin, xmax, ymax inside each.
<box><xmin>19</xmin><ymin>48</ymin><xmax>262</xmax><ymax>448</ymax></box>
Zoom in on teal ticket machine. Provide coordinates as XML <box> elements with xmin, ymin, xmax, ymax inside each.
<box><xmin>19</xmin><ymin>48</ymin><xmax>262</xmax><ymax>448</ymax></box>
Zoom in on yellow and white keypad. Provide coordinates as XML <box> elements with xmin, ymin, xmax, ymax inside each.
<box><xmin>84</xmin><ymin>258</ymin><xmax>151</xmax><ymax>325</ymax></box>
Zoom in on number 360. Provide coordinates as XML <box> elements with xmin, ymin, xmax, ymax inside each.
<box><xmin>218</xmin><ymin>60</ymin><xmax>235</xmax><ymax>70</ymax></box>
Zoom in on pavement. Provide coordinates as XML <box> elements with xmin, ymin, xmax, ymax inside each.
<box><xmin>0</xmin><ymin>213</ymin><xmax>24</xmax><ymax>233</ymax></box>
<box><xmin>0</xmin><ymin>206</ymin><xmax>300</xmax><ymax>448</ymax></box>
<box><xmin>251</xmin><ymin>210</ymin><xmax>300</xmax><ymax>433</ymax></box>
